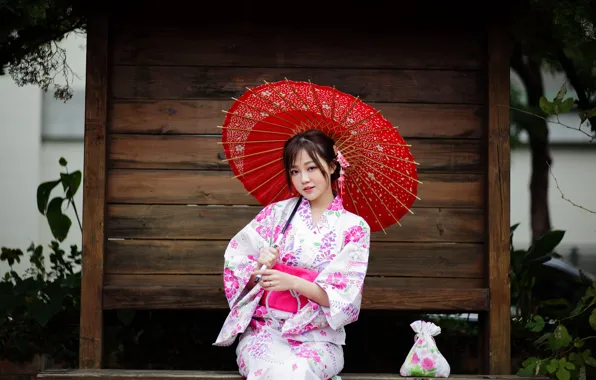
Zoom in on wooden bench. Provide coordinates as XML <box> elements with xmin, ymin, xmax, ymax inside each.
<box><xmin>38</xmin><ymin>1</ymin><xmax>544</xmax><ymax>379</ymax></box>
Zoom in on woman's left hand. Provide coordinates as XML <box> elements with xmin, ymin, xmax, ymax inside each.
<box><xmin>253</xmin><ymin>269</ymin><xmax>298</xmax><ymax>291</ymax></box>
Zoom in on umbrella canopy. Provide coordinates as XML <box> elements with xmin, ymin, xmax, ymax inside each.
<box><xmin>220</xmin><ymin>79</ymin><xmax>420</xmax><ymax>233</ymax></box>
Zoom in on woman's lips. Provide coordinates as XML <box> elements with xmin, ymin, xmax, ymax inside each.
<box><xmin>304</xmin><ymin>186</ymin><xmax>314</xmax><ymax>193</ymax></box>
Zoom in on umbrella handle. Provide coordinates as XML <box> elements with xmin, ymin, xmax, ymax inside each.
<box><xmin>253</xmin><ymin>196</ymin><xmax>302</xmax><ymax>284</ymax></box>
<box><xmin>254</xmin><ymin>244</ymin><xmax>277</xmax><ymax>283</ymax></box>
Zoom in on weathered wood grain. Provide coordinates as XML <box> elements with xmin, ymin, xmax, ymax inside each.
<box><xmin>79</xmin><ymin>10</ymin><xmax>108</xmax><ymax>370</ymax></box>
<box><xmin>486</xmin><ymin>19</ymin><xmax>512</xmax><ymax>375</ymax></box>
<box><xmin>39</xmin><ymin>368</ymin><xmax>546</xmax><ymax>380</ymax></box>
<box><xmin>106</xmin><ymin>205</ymin><xmax>484</xmax><ymax>243</ymax></box>
<box><xmin>102</xmin><ymin>274</ymin><xmax>488</xmax><ymax>311</ymax></box>
<box><xmin>111</xmin><ymin>26</ymin><xmax>484</xmax><ymax>70</ymax></box>
<box><xmin>105</xmin><ymin>240</ymin><xmax>484</xmax><ymax>278</ymax></box>
<box><xmin>107</xmin><ymin>135</ymin><xmax>483</xmax><ymax>173</ymax></box>
<box><xmin>110</xmin><ymin>66</ymin><xmax>485</xmax><ymax>104</ymax></box>
<box><xmin>106</xmin><ymin>170</ymin><xmax>484</xmax><ymax>208</ymax></box>
<box><xmin>109</xmin><ymin>100</ymin><xmax>485</xmax><ymax>139</ymax></box>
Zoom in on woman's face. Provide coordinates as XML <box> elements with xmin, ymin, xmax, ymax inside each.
<box><xmin>289</xmin><ymin>149</ymin><xmax>334</xmax><ymax>202</ymax></box>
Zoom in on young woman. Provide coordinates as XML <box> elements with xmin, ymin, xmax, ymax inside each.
<box><xmin>213</xmin><ymin>129</ymin><xmax>371</xmax><ymax>379</ymax></box>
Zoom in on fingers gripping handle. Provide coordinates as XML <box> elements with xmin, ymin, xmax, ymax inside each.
<box><xmin>254</xmin><ymin>243</ymin><xmax>277</xmax><ymax>283</ymax></box>
<box><xmin>253</xmin><ymin>196</ymin><xmax>302</xmax><ymax>284</ymax></box>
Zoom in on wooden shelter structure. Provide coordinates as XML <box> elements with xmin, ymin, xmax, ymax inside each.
<box><xmin>38</xmin><ymin>1</ymin><xmax>542</xmax><ymax>379</ymax></box>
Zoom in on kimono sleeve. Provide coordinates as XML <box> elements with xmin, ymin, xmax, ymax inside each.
<box><xmin>315</xmin><ymin>220</ymin><xmax>371</xmax><ymax>330</ymax></box>
<box><xmin>222</xmin><ymin>203</ymin><xmax>277</xmax><ymax>309</ymax></box>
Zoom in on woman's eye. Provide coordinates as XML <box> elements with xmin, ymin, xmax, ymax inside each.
<box><xmin>308</xmin><ymin>166</ymin><xmax>316</xmax><ymax>171</ymax></box>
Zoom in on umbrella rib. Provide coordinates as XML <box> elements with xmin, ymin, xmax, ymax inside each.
<box><xmin>244</xmin><ymin>86</ymin><xmax>306</xmax><ymax>127</ymax></box>
<box><xmin>349</xmin><ymin>146</ymin><xmax>419</xmax><ymax>165</ymax></box>
<box><xmin>230</xmin><ymin>97</ymin><xmax>300</xmax><ymax>132</ymax></box>
<box><xmin>346</xmin><ymin>174</ymin><xmax>389</xmax><ymax>233</ymax></box>
<box><xmin>341</xmin><ymin>182</ymin><xmax>362</xmax><ymax>224</ymax></box>
<box><xmin>283</xmin><ymin>78</ymin><xmax>320</xmax><ymax>130</ymax></box>
<box><xmin>221</xmin><ymin>147</ymin><xmax>282</xmax><ymax>162</ymax></box>
<box><xmin>308</xmin><ymin>80</ymin><xmax>328</xmax><ymax>128</ymax></box>
<box><xmin>352</xmin><ymin>157</ymin><xmax>421</xmax><ymax>204</ymax></box>
<box><xmin>231</xmin><ymin>157</ymin><xmax>282</xmax><ymax>179</ymax></box>
<box><xmin>337</xmin><ymin>95</ymin><xmax>361</xmax><ymax>127</ymax></box>
<box><xmin>330</xmin><ymin>86</ymin><xmax>338</xmax><ymax>136</ymax></box>
<box><xmin>265</xmin><ymin>80</ymin><xmax>318</xmax><ymax>130</ymax></box>
<box><xmin>344</xmin><ymin>110</ymin><xmax>382</xmax><ymax>133</ymax></box>
<box><xmin>347</xmin><ymin>152</ymin><xmax>422</xmax><ymax>184</ymax></box>
<box><xmin>352</xmin><ymin>170</ymin><xmax>402</xmax><ymax>228</ymax></box>
<box><xmin>218</xmin><ymin>125</ymin><xmax>291</xmax><ymax>137</ymax></box>
<box><xmin>338</xmin><ymin>127</ymin><xmax>399</xmax><ymax>151</ymax></box>
<box><xmin>269</xmin><ymin>183</ymin><xmax>289</xmax><ymax>204</ymax></box>
<box><xmin>245</xmin><ymin>167</ymin><xmax>286</xmax><ymax>195</ymax></box>
<box><xmin>351</xmin><ymin>166</ymin><xmax>413</xmax><ymax>216</ymax></box>
<box><xmin>221</xmin><ymin>111</ymin><xmax>295</xmax><ymax>134</ymax></box>
<box><xmin>218</xmin><ymin>140</ymin><xmax>287</xmax><ymax>145</ymax></box>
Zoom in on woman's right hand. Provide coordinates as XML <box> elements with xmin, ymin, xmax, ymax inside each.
<box><xmin>257</xmin><ymin>246</ymin><xmax>279</xmax><ymax>269</ymax></box>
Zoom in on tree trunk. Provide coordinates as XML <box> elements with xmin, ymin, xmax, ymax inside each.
<box><xmin>511</xmin><ymin>50</ymin><xmax>553</xmax><ymax>241</ymax></box>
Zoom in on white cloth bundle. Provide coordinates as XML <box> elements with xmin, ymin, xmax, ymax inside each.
<box><xmin>400</xmin><ymin>320</ymin><xmax>451</xmax><ymax>377</ymax></box>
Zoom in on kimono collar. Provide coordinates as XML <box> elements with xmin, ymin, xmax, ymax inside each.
<box><xmin>298</xmin><ymin>194</ymin><xmax>345</xmax><ymax>231</ymax></box>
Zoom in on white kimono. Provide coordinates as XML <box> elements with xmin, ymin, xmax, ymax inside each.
<box><xmin>213</xmin><ymin>195</ymin><xmax>371</xmax><ymax>379</ymax></box>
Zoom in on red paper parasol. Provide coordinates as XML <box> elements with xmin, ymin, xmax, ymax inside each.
<box><xmin>220</xmin><ymin>79</ymin><xmax>421</xmax><ymax>233</ymax></box>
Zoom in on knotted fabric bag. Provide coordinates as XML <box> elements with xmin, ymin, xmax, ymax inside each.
<box><xmin>400</xmin><ymin>320</ymin><xmax>450</xmax><ymax>377</ymax></box>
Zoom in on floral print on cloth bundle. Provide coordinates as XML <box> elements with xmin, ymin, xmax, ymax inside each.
<box><xmin>400</xmin><ymin>320</ymin><xmax>450</xmax><ymax>378</ymax></box>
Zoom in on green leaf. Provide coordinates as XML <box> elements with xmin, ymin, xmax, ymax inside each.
<box><xmin>565</xmin><ymin>362</ymin><xmax>575</xmax><ymax>370</ymax></box>
<box><xmin>540</xmin><ymin>96</ymin><xmax>554</xmax><ymax>114</ymax></box>
<box><xmin>60</xmin><ymin>170</ymin><xmax>82</xmax><ymax>198</ymax></box>
<box><xmin>550</xmin><ymin>325</ymin><xmax>572</xmax><ymax>349</ymax></box>
<box><xmin>547</xmin><ymin>359</ymin><xmax>559</xmax><ymax>373</ymax></box>
<box><xmin>559</xmin><ymin>98</ymin><xmax>575</xmax><ymax>113</ymax></box>
<box><xmin>526</xmin><ymin>315</ymin><xmax>546</xmax><ymax>332</ymax></box>
<box><xmin>59</xmin><ymin>157</ymin><xmax>68</xmax><ymax>166</ymax></box>
<box><xmin>46</xmin><ymin>197</ymin><xmax>72</xmax><ymax>242</ymax></box>
<box><xmin>516</xmin><ymin>367</ymin><xmax>534</xmax><ymax>376</ymax></box>
<box><xmin>574</xmin><ymin>338</ymin><xmax>586</xmax><ymax>348</ymax></box>
<box><xmin>589</xmin><ymin>309</ymin><xmax>596</xmax><ymax>331</ymax></box>
<box><xmin>556</xmin><ymin>366</ymin><xmax>570</xmax><ymax>380</ymax></box>
<box><xmin>0</xmin><ymin>247</ymin><xmax>23</xmax><ymax>266</ymax></box>
<box><xmin>37</xmin><ymin>180</ymin><xmax>60</xmax><ymax>214</ymax></box>
<box><xmin>585</xmin><ymin>355</ymin><xmax>596</xmax><ymax>367</ymax></box>
<box><xmin>525</xmin><ymin>230</ymin><xmax>565</xmax><ymax>262</ymax></box>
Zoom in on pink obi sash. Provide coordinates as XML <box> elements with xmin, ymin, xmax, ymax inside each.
<box><xmin>259</xmin><ymin>262</ymin><xmax>319</xmax><ymax>313</ymax></box>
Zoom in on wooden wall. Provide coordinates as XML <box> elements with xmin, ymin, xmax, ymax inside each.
<box><xmin>100</xmin><ymin>2</ymin><xmax>491</xmax><ymax>312</ymax></box>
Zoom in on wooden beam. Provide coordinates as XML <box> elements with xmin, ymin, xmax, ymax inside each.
<box><xmin>102</xmin><ymin>274</ymin><xmax>489</xmax><ymax>311</ymax></box>
<box><xmin>486</xmin><ymin>15</ymin><xmax>511</xmax><ymax>375</ymax></box>
<box><xmin>79</xmin><ymin>8</ymin><xmax>108</xmax><ymax>369</ymax></box>
<box><xmin>38</xmin><ymin>368</ymin><xmax>548</xmax><ymax>380</ymax></box>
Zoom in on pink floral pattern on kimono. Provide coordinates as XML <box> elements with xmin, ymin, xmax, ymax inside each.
<box><xmin>213</xmin><ymin>195</ymin><xmax>370</xmax><ymax>379</ymax></box>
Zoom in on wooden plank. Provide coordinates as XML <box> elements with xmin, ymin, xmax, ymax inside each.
<box><xmin>106</xmin><ymin>170</ymin><xmax>485</xmax><ymax>208</ymax></box>
<box><xmin>105</xmin><ymin>240</ymin><xmax>484</xmax><ymax>278</ymax></box>
<box><xmin>109</xmin><ymin>100</ymin><xmax>485</xmax><ymax>139</ymax></box>
<box><xmin>102</xmin><ymin>274</ymin><xmax>488</xmax><ymax>311</ymax></box>
<box><xmin>79</xmin><ymin>10</ymin><xmax>108</xmax><ymax>370</ymax></box>
<box><xmin>106</xmin><ymin>205</ymin><xmax>484</xmax><ymax>243</ymax></box>
<box><xmin>486</xmin><ymin>19</ymin><xmax>511</xmax><ymax>375</ymax></box>
<box><xmin>38</xmin><ymin>368</ymin><xmax>547</xmax><ymax>380</ymax></box>
<box><xmin>111</xmin><ymin>26</ymin><xmax>484</xmax><ymax>70</ymax></box>
<box><xmin>107</xmin><ymin>135</ymin><xmax>483</xmax><ymax>173</ymax></box>
<box><xmin>110</xmin><ymin>66</ymin><xmax>485</xmax><ymax>104</ymax></box>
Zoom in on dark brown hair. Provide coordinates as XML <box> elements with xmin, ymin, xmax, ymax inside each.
<box><xmin>283</xmin><ymin>129</ymin><xmax>340</xmax><ymax>191</ymax></box>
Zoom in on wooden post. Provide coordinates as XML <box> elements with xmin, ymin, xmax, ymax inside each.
<box><xmin>486</xmin><ymin>13</ymin><xmax>511</xmax><ymax>375</ymax></box>
<box><xmin>79</xmin><ymin>9</ymin><xmax>108</xmax><ymax>369</ymax></box>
